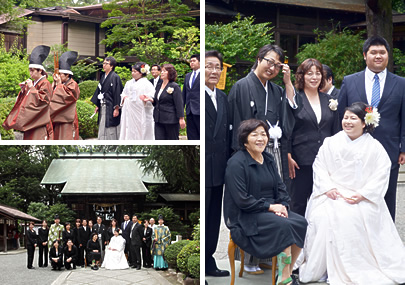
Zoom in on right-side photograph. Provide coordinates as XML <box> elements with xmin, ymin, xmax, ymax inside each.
<box><xmin>205</xmin><ymin>1</ymin><xmax>405</xmax><ymax>285</ymax></box>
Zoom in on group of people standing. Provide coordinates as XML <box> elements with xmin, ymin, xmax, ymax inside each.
<box><xmin>2</xmin><ymin>45</ymin><xmax>200</xmax><ymax>141</ymax></box>
<box><xmin>26</xmin><ymin>213</ymin><xmax>171</xmax><ymax>273</ymax></box>
<box><xmin>206</xmin><ymin>35</ymin><xmax>405</xmax><ymax>285</ymax></box>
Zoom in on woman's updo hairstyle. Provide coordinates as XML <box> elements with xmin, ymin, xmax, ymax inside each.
<box><xmin>132</xmin><ymin>62</ymin><xmax>149</xmax><ymax>77</ymax></box>
<box><xmin>344</xmin><ymin>102</ymin><xmax>376</xmax><ymax>133</ymax></box>
<box><xmin>237</xmin><ymin>119</ymin><xmax>270</xmax><ymax>150</ymax></box>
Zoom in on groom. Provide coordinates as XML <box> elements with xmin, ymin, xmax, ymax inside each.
<box><xmin>338</xmin><ymin>35</ymin><xmax>405</xmax><ymax>221</ymax></box>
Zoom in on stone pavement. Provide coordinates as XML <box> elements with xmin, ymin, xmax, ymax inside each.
<box><xmin>206</xmin><ymin>183</ymin><xmax>405</xmax><ymax>285</ymax></box>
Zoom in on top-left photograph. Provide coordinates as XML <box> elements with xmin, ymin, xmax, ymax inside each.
<box><xmin>0</xmin><ymin>0</ymin><xmax>200</xmax><ymax>141</ymax></box>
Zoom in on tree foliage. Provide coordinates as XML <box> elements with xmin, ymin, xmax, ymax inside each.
<box><xmin>27</xmin><ymin>202</ymin><xmax>77</xmax><ymax>224</ymax></box>
<box><xmin>205</xmin><ymin>15</ymin><xmax>274</xmax><ymax>93</ymax></box>
<box><xmin>296</xmin><ymin>29</ymin><xmax>365</xmax><ymax>88</ymax></box>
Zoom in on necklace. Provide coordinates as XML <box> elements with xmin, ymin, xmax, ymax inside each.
<box><xmin>247</xmin><ymin>149</ymin><xmax>264</xmax><ymax>164</ymax></box>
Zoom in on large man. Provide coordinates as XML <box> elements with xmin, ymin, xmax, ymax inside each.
<box><xmin>205</xmin><ymin>50</ymin><xmax>230</xmax><ymax>278</ymax></box>
<box><xmin>78</xmin><ymin>219</ymin><xmax>91</xmax><ymax>267</ymax></box>
<box><xmin>338</xmin><ymin>35</ymin><xmax>405</xmax><ymax>221</ymax></box>
<box><xmin>182</xmin><ymin>54</ymin><xmax>200</xmax><ymax>140</ymax></box>
<box><xmin>130</xmin><ymin>215</ymin><xmax>143</xmax><ymax>270</ymax></box>
<box><xmin>121</xmin><ymin>213</ymin><xmax>133</xmax><ymax>259</ymax></box>
<box><xmin>227</xmin><ymin>44</ymin><xmax>295</xmax><ymax>274</ymax></box>
<box><xmin>320</xmin><ymin>64</ymin><xmax>340</xmax><ymax>100</ymax></box>
<box><xmin>91</xmin><ymin>56</ymin><xmax>123</xmax><ymax>140</ymax></box>
<box><xmin>93</xmin><ymin>216</ymin><xmax>106</xmax><ymax>262</ymax></box>
<box><xmin>51</xmin><ymin>51</ymin><xmax>80</xmax><ymax>140</ymax></box>
<box><xmin>3</xmin><ymin>45</ymin><xmax>53</xmax><ymax>140</ymax></box>
<box><xmin>149</xmin><ymin>64</ymin><xmax>163</xmax><ymax>90</ymax></box>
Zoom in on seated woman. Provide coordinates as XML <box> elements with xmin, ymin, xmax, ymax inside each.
<box><xmin>101</xmin><ymin>228</ymin><xmax>129</xmax><ymax>270</ymax></box>
<box><xmin>64</xmin><ymin>239</ymin><xmax>78</xmax><ymax>270</ymax></box>
<box><xmin>224</xmin><ymin>119</ymin><xmax>308</xmax><ymax>285</ymax></box>
<box><xmin>87</xmin><ymin>233</ymin><xmax>102</xmax><ymax>270</ymax></box>
<box><xmin>49</xmin><ymin>240</ymin><xmax>63</xmax><ymax>270</ymax></box>
<box><xmin>297</xmin><ymin>102</ymin><xmax>405</xmax><ymax>284</ymax></box>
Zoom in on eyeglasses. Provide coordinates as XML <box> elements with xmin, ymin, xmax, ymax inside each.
<box><xmin>262</xmin><ymin>58</ymin><xmax>283</xmax><ymax>69</ymax></box>
<box><xmin>205</xmin><ymin>65</ymin><xmax>223</xmax><ymax>72</ymax></box>
<box><xmin>103</xmin><ymin>62</ymin><xmax>110</xmax><ymax>65</ymax></box>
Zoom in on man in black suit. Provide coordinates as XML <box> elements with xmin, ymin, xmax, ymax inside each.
<box><xmin>149</xmin><ymin>64</ymin><xmax>163</xmax><ymax>91</ymax></box>
<box><xmin>338</xmin><ymin>35</ymin><xmax>405</xmax><ymax>221</ymax></box>
<box><xmin>141</xmin><ymin>219</ymin><xmax>153</xmax><ymax>268</ymax></box>
<box><xmin>130</xmin><ymin>215</ymin><xmax>143</xmax><ymax>270</ymax></box>
<box><xmin>183</xmin><ymin>54</ymin><xmax>200</xmax><ymax>140</ymax></box>
<box><xmin>121</xmin><ymin>213</ymin><xmax>133</xmax><ymax>260</ymax></box>
<box><xmin>321</xmin><ymin>64</ymin><xmax>340</xmax><ymax>100</ymax></box>
<box><xmin>205</xmin><ymin>50</ymin><xmax>230</xmax><ymax>278</ymax></box>
<box><xmin>93</xmin><ymin>216</ymin><xmax>106</xmax><ymax>262</ymax></box>
<box><xmin>78</xmin><ymin>219</ymin><xmax>91</xmax><ymax>267</ymax></box>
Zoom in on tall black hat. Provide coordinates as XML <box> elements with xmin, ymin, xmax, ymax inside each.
<box><xmin>158</xmin><ymin>214</ymin><xmax>164</xmax><ymax>221</ymax></box>
<box><xmin>54</xmin><ymin>214</ymin><xmax>60</xmax><ymax>220</ymax></box>
<box><xmin>29</xmin><ymin>45</ymin><xmax>50</xmax><ymax>71</ymax></box>
<box><xmin>59</xmin><ymin>51</ymin><xmax>78</xmax><ymax>75</ymax></box>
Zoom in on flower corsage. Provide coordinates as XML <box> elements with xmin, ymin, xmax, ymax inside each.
<box><xmin>167</xmin><ymin>87</ymin><xmax>174</xmax><ymax>94</ymax></box>
<box><xmin>364</xmin><ymin>107</ymin><xmax>380</xmax><ymax>127</ymax></box>
<box><xmin>329</xmin><ymin>99</ymin><xmax>338</xmax><ymax>111</ymax></box>
<box><xmin>140</xmin><ymin>64</ymin><xmax>150</xmax><ymax>75</ymax></box>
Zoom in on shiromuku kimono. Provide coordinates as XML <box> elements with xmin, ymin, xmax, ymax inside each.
<box><xmin>297</xmin><ymin>131</ymin><xmax>405</xmax><ymax>284</ymax></box>
<box><xmin>101</xmin><ymin>235</ymin><xmax>129</xmax><ymax>270</ymax></box>
<box><xmin>50</xmin><ymin>78</ymin><xmax>80</xmax><ymax>140</ymax></box>
<box><xmin>3</xmin><ymin>76</ymin><xmax>53</xmax><ymax>140</ymax></box>
<box><xmin>48</xmin><ymin>223</ymin><xmax>64</xmax><ymax>248</ymax></box>
<box><xmin>119</xmin><ymin>77</ymin><xmax>155</xmax><ymax>140</ymax></box>
<box><xmin>152</xmin><ymin>225</ymin><xmax>171</xmax><ymax>269</ymax></box>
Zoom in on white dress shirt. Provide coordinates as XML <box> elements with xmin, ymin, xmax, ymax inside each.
<box><xmin>205</xmin><ymin>85</ymin><xmax>217</xmax><ymax>110</ymax></box>
<box><xmin>365</xmin><ymin>67</ymin><xmax>386</xmax><ymax>105</ymax></box>
<box><xmin>189</xmin><ymin>69</ymin><xmax>200</xmax><ymax>88</ymax></box>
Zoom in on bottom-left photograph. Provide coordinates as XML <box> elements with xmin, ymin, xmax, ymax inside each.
<box><xmin>0</xmin><ymin>145</ymin><xmax>200</xmax><ymax>285</ymax></box>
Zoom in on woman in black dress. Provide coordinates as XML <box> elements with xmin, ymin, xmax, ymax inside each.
<box><xmin>224</xmin><ymin>119</ymin><xmax>307</xmax><ymax>285</ymax></box>
<box><xmin>87</xmin><ymin>233</ymin><xmax>101</xmax><ymax>270</ymax></box>
<box><xmin>64</xmin><ymin>239</ymin><xmax>78</xmax><ymax>269</ymax></box>
<box><xmin>49</xmin><ymin>240</ymin><xmax>63</xmax><ymax>270</ymax></box>
<box><xmin>38</xmin><ymin>220</ymin><xmax>49</xmax><ymax>267</ymax></box>
<box><xmin>106</xmin><ymin>218</ymin><xmax>118</xmax><ymax>244</ymax></box>
<box><xmin>62</xmin><ymin>222</ymin><xmax>75</xmax><ymax>246</ymax></box>
<box><xmin>26</xmin><ymin>221</ymin><xmax>37</xmax><ymax>269</ymax></box>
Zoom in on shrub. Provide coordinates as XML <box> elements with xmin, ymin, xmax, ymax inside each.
<box><xmin>115</xmin><ymin>66</ymin><xmax>132</xmax><ymax>85</ymax></box>
<box><xmin>76</xmin><ymin>100</ymin><xmax>98</xmax><ymax>139</ymax></box>
<box><xmin>177</xmin><ymin>240</ymin><xmax>200</xmax><ymax>274</ymax></box>
<box><xmin>187</xmin><ymin>253</ymin><xmax>200</xmax><ymax>278</ymax></box>
<box><xmin>78</xmin><ymin>80</ymin><xmax>98</xmax><ymax>100</ymax></box>
<box><xmin>164</xmin><ymin>240</ymin><xmax>190</xmax><ymax>268</ymax></box>
<box><xmin>0</xmin><ymin>98</ymin><xmax>17</xmax><ymax>140</ymax></box>
<box><xmin>191</xmin><ymin>220</ymin><xmax>200</xmax><ymax>241</ymax></box>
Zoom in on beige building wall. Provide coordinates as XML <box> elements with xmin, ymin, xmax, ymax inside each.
<box><xmin>26</xmin><ymin>21</ymin><xmax>43</xmax><ymax>53</ymax></box>
<box><xmin>99</xmin><ymin>28</ymin><xmax>105</xmax><ymax>56</ymax></box>
<box><xmin>26</xmin><ymin>20</ymin><xmax>62</xmax><ymax>53</ymax></box>
<box><xmin>68</xmin><ymin>22</ymin><xmax>96</xmax><ymax>56</ymax></box>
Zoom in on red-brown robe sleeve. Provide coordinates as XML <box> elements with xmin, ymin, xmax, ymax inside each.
<box><xmin>50</xmin><ymin>79</ymin><xmax>80</xmax><ymax>123</ymax></box>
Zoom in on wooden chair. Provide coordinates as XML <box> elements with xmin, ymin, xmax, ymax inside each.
<box><xmin>228</xmin><ymin>233</ymin><xmax>277</xmax><ymax>285</ymax></box>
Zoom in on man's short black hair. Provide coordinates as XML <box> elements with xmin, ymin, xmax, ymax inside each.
<box><xmin>363</xmin><ymin>35</ymin><xmax>390</xmax><ymax>54</ymax></box>
<box><xmin>191</xmin><ymin>54</ymin><xmax>200</xmax><ymax>62</ymax></box>
<box><xmin>104</xmin><ymin>56</ymin><xmax>117</xmax><ymax>70</ymax></box>
<box><xmin>322</xmin><ymin>64</ymin><xmax>335</xmax><ymax>85</ymax></box>
<box><xmin>205</xmin><ymin>50</ymin><xmax>223</xmax><ymax>69</ymax></box>
<box><xmin>151</xmin><ymin>64</ymin><xmax>161</xmax><ymax>71</ymax></box>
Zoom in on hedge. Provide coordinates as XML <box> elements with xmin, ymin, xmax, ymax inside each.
<box><xmin>177</xmin><ymin>240</ymin><xmax>200</xmax><ymax>275</ymax></box>
<box><xmin>0</xmin><ymin>98</ymin><xmax>17</xmax><ymax>139</ymax></box>
<box><xmin>164</xmin><ymin>240</ymin><xmax>191</xmax><ymax>268</ymax></box>
<box><xmin>187</xmin><ymin>253</ymin><xmax>200</xmax><ymax>278</ymax></box>
<box><xmin>78</xmin><ymin>80</ymin><xmax>98</xmax><ymax>100</ymax></box>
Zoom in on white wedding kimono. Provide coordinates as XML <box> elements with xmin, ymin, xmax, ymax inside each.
<box><xmin>101</xmin><ymin>235</ymin><xmax>129</xmax><ymax>270</ymax></box>
<box><xmin>297</xmin><ymin>131</ymin><xmax>405</xmax><ymax>285</ymax></box>
<box><xmin>119</xmin><ymin>77</ymin><xmax>155</xmax><ymax>140</ymax></box>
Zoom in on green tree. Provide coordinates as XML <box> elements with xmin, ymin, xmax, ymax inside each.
<box><xmin>206</xmin><ymin>15</ymin><xmax>275</xmax><ymax>93</ymax></box>
<box><xmin>27</xmin><ymin>202</ymin><xmax>48</xmax><ymax>222</ymax></box>
<box><xmin>295</xmin><ymin>29</ymin><xmax>365</xmax><ymax>88</ymax></box>
<box><xmin>46</xmin><ymin>203</ymin><xmax>77</xmax><ymax>224</ymax></box>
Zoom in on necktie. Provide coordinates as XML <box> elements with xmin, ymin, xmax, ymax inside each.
<box><xmin>371</xmin><ymin>74</ymin><xmax>380</xmax><ymax>107</ymax></box>
<box><xmin>191</xmin><ymin>71</ymin><xmax>197</xmax><ymax>88</ymax></box>
<box><xmin>210</xmin><ymin>92</ymin><xmax>217</xmax><ymax>111</ymax></box>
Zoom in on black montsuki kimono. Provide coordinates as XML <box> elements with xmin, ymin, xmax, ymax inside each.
<box><xmin>90</xmin><ymin>71</ymin><xmax>124</xmax><ymax>128</ymax></box>
<box><xmin>228</xmin><ymin>71</ymin><xmax>295</xmax><ymax>180</ymax></box>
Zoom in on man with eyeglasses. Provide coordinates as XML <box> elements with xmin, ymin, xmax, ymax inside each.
<box><xmin>91</xmin><ymin>56</ymin><xmax>124</xmax><ymax>140</ymax></box>
<box><xmin>205</xmin><ymin>50</ymin><xmax>230</xmax><ymax>279</ymax></box>
<box><xmin>227</xmin><ymin>44</ymin><xmax>296</xmax><ymax>275</ymax></box>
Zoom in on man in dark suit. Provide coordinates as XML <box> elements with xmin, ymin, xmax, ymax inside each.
<box><xmin>141</xmin><ymin>219</ymin><xmax>153</xmax><ymax>268</ymax></box>
<box><xmin>321</xmin><ymin>64</ymin><xmax>340</xmax><ymax>100</ymax></box>
<box><xmin>338</xmin><ymin>35</ymin><xmax>405</xmax><ymax>221</ymax></box>
<box><xmin>183</xmin><ymin>54</ymin><xmax>200</xmax><ymax>140</ymax></box>
<box><xmin>205</xmin><ymin>50</ymin><xmax>230</xmax><ymax>278</ymax></box>
<box><xmin>130</xmin><ymin>215</ymin><xmax>143</xmax><ymax>270</ymax></box>
<box><xmin>93</xmin><ymin>216</ymin><xmax>106</xmax><ymax>262</ymax></box>
<box><xmin>149</xmin><ymin>64</ymin><xmax>163</xmax><ymax>91</ymax></box>
<box><xmin>121</xmin><ymin>213</ymin><xmax>133</xmax><ymax>260</ymax></box>
<box><xmin>78</xmin><ymin>219</ymin><xmax>91</xmax><ymax>267</ymax></box>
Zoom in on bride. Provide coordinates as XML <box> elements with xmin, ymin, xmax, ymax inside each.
<box><xmin>297</xmin><ymin>102</ymin><xmax>405</xmax><ymax>284</ymax></box>
<box><xmin>101</xmin><ymin>228</ymin><xmax>129</xmax><ymax>270</ymax></box>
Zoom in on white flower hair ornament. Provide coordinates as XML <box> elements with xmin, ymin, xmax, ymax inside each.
<box><xmin>140</xmin><ymin>64</ymin><xmax>150</xmax><ymax>75</ymax></box>
<box><xmin>364</xmin><ymin>107</ymin><xmax>380</xmax><ymax>128</ymax></box>
<box><xmin>167</xmin><ymin>87</ymin><xmax>174</xmax><ymax>94</ymax></box>
<box><xmin>329</xmin><ymin>99</ymin><xmax>338</xmax><ymax>111</ymax></box>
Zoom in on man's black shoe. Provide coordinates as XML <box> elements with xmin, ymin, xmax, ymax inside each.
<box><xmin>136</xmin><ymin>266</ymin><xmax>141</xmax><ymax>270</ymax></box>
<box><xmin>206</xmin><ymin>269</ymin><xmax>230</xmax><ymax>277</ymax></box>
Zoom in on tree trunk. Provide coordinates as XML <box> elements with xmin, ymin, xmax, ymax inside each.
<box><xmin>365</xmin><ymin>0</ymin><xmax>393</xmax><ymax>71</ymax></box>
